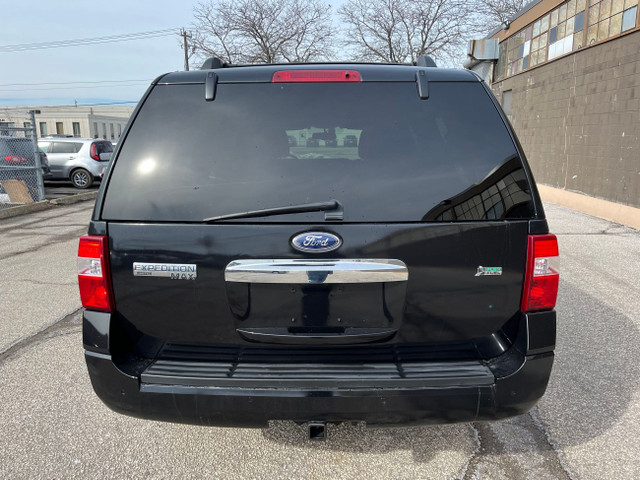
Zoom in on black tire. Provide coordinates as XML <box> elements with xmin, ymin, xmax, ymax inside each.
<box><xmin>70</xmin><ymin>168</ymin><xmax>93</xmax><ymax>189</ymax></box>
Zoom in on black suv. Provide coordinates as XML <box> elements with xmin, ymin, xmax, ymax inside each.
<box><xmin>79</xmin><ymin>58</ymin><xmax>559</xmax><ymax>431</ymax></box>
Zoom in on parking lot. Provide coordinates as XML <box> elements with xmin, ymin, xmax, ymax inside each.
<box><xmin>0</xmin><ymin>200</ymin><xmax>638</xmax><ymax>479</ymax></box>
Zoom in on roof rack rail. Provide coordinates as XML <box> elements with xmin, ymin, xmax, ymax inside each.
<box><xmin>200</xmin><ymin>57</ymin><xmax>227</xmax><ymax>70</ymax></box>
<box><xmin>415</xmin><ymin>55</ymin><xmax>437</xmax><ymax>68</ymax></box>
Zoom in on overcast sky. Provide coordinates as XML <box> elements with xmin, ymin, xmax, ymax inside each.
<box><xmin>1</xmin><ymin>1</ymin><xmax>195</xmax><ymax>106</ymax></box>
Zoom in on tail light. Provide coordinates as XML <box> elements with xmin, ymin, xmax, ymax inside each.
<box><xmin>90</xmin><ymin>143</ymin><xmax>100</xmax><ymax>161</ymax></box>
<box><xmin>521</xmin><ymin>234</ymin><xmax>559</xmax><ymax>312</ymax></box>
<box><xmin>272</xmin><ymin>70</ymin><xmax>362</xmax><ymax>83</ymax></box>
<box><xmin>78</xmin><ymin>235</ymin><xmax>114</xmax><ymax>312</ymax></box>
<box><xmin>5</xmin><ymin>155</ymin><xmax>27</xmax><ymax>163</ymax></box>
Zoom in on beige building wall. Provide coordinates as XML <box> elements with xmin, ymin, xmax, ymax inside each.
<box><xmin>0</xmin><ymin>105</ymin><xmax>134</xmax><ymax>141</ymax></box>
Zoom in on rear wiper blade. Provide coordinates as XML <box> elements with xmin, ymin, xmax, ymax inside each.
<box><xmin>203</xmin><ymin>199</ymin><xmax>344</xmax><ymax>223</ymax></box>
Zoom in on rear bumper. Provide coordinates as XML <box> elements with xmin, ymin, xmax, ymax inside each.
<box><xmin>83</xmin><ymin>311</ymin><xmax>555</xmax><ymax>427</ymax></box>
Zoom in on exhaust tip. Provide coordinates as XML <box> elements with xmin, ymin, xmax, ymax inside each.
<box><xmin>308</xmin><ymin>422</ymin><xmax>326</xmax><ymax>441</ymax></box>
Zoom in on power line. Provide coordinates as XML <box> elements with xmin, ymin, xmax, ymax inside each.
<box><xmin>3</xmin><ymin>83</ymin><xmax>150</xmax><ymax>92</ymax></box>
<box><xmin>0</xmin><ymin>29</ymin><xmax>179</xmax><ymax>52</ymax></box>
<box><xmin>0</xmin><ymin>79</ymin><xmax>152</xmax><ymax>87</ymax></box>
<box><xmin>0</xmin><ymin>101</ymin><xmax>138</xmax><ymax>110</ymax></box>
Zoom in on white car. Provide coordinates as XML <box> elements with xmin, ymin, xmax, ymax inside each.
<box><xmin>38</xmin><ymin>137</ymin><xmax>113</xmax><ymax>188</ymax></box>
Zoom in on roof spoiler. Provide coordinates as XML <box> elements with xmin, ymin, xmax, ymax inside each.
<box><xmin>201</xmin><ymin>57</ymin><xmax>228</xmax><ymax>70</ymax></box>
<box><xmin>414</xmin><ymin>55</ymin><xmax>437</xmax><ymax>67</ymax></box>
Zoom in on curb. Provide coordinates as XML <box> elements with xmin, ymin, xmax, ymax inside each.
<box><xmin>0</xmin><ymin>191</ymin><xmax>98</xmax><ymax>220</ymax></box>
<box><xmin>538</xmin><ymin>184</ymin><xmax>640</xmax><ymax>231</ymax></box>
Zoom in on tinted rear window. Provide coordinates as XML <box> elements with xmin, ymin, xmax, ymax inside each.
<box><xmin>102</xmin><ymin>81</ymin><xmax>535</xmax><ymax>222</ymax></box>
<box><xmin>93</xmin><ymin>141</ymin><xmax>113</xmax><ymax>154</ymax></box>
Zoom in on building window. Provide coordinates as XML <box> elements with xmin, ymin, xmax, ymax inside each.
<box><xmin>506</xmin><ymin>28</ymin><xmax>529</xmax><ymax>76</ymax></box>
<box><xmin>495</xmin><ymin>41</ymin><xmax>507</xmax><ymax>81</ymax></box>
<box><xmin>39</xmin><ymin>122</ymin><xmax>47</xmax><ymax>136</ymax></box>
<box><xmin>587</xmin><ymin>0</ymin><xmax>637</xmax><ymax>45</ymax></box>
<box><xmin>56</xmin><ymin>122</ymin><xmax>64</xmax><ymax>135</ymax></box>
<box><xmin>93</xmin><ymin>122</ymin><xmax>98</xmax><ymax>138</ymax></box>
<box><xmin>621</xmin><ymin>4</ymin><xmax>638</xmax><ymax>32</ymax></box>
<box><xmin>118</xmin><ymin>124</ymin><xmax>122</xmax><ymax>137</ymax></box>
<box><xmin>110</xmin><ymin>123</ymin><xmax>115</xmax><ymax>140</ymax></box>
<box><xmin>102</xmin><ymin>123</ymin><xmax>107</xmax><ymax>139</ymax></box>
<box><xmin>73</xmin><ymin>122</ymin><xmax>81</xmax><ymax>137</ymax></box>
<box><xmin>548</xmin><ymin>0</ymin><xmax>586</xmax><ymax>60</ymax></box>
<box><xmin>493</xmin><ymin>0</ymin><xmax>640</xmax><ymax>81</ymax></box>
<box><xmin>502</xmin><ymin>90</ymin><xmax>513</xmax><ymax>116</ymax></box>
<box><xmin>530</xmin><ymin>13</ymin><xmax>550</xmax><ymax>68</ymax></box>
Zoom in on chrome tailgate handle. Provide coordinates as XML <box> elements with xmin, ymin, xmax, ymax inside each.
<box><xmin>225</xmin><ymin>259</ymin><xmax>408</xmax><ymax>284</ymax></box>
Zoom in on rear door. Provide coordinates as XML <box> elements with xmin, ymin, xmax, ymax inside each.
<box><xmin>100</xmin><ymin>76</ymin><xmax>539</xmax><ymax>351</ymax></box>
<box><xmin>48</xmin><ymin>141</ymin><xmax>82</xmax><ymax>177</ymax></box>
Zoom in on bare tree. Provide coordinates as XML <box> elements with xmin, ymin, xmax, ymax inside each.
<box><xmin>190</xmin><ymin>0</ymin><xmax>334</xmax><ymax>65</ymax></box>
<box><xmin>472</xmin><ymin>0</ymin><xmax>527</xmax><ymax>31</ymax></box>
<box><xmin>338</xmin><ymin>0</ymin><xmax>469</xmax><ymax>64</ymax></box>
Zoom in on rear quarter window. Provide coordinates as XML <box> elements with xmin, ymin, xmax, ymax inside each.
<box><xmin>102</xmin><ymin>80</ymin><xmax>536</xmax><ymax>223</ymax></box>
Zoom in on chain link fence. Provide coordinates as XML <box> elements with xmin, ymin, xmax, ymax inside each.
<box><xmin>0</xmin><ymin>122</ymin><xmax>46</xmax><ymax>210</ymax></box>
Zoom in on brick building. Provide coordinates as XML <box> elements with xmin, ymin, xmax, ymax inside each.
<box><xmin>474</xmin><ymin>0</ymin><xmax>640</xmax><ymax>225</ymax></box>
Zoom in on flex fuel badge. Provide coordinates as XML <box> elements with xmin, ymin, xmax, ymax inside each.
<box><xmin>475</xmin><ymin>266</ymin><xmax>502</xmax><ymax>277</ymax></box>
<box><xmin>133</xmin><ymin>262</ymin><xmax>197</xmax><ymax>280</ymax></box>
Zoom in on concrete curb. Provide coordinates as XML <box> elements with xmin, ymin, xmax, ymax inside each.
<box><xmin>49</xmin><ymin>191</ymin><xmax>99</xmax><ymax>206</ymax></box>
<box><xmin>0</xmin><ymin>191</ymin><xmax>98</xmax><ymax>220</ymax></box>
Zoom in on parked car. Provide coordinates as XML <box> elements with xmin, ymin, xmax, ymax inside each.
<box><xmin>38</xmin><ymin>137</ymin><xmax>112</xmax><ymax>188</ymax></box>
<box><xmin>0</xmin><ymin>136</ymin><xmax>51</xmax><ymax>202</ymax></box>
<box><xmin>79</xmin><ymin>57</ymin><xmax>559</xmax><ymax>435</ymax></box>
<box><xmin>344</xmin><ymin>134</ymin><xmax>358</xmax><ymax>147</ymax></box>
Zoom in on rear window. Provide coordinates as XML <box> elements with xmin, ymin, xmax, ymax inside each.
<box><xmin>102</xmin><ymin>81</ymin><xmax>535</xmax><ymax>222</ymax></box>
<box><xmin>93</xmin><ymin>141</ymin><xmax>113</xmax><ymax>155</ymax></box>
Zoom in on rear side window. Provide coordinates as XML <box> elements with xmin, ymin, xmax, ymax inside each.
<box><xmin>102</xmin><ymin>81</ymin><xmax>535</xmax><ymax>222</ymax></box>
<box><xmin>51</xmin><ymin>142</ymin><xmax>83</xmax><ymax>154</ymax></box>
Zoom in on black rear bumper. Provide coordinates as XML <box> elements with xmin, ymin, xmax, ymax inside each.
<box><xmin>83</xmin><ymin>311</ymin><xmax>555</xmax><ymax>427</ymax></box>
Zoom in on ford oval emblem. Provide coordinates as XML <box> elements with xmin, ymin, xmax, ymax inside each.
<box><xmin>291</xmin><ymin>232</ymin><xmax>342</xmax><ymax>253</ymax></box>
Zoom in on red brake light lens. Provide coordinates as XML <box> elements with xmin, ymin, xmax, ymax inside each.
<box><xmin>78</xmin><ymin>235</ymin><xmax>114</xmax><ymax>312</ymax></box>
<box><xmin>272</xmin><ymin>70</ymin><xmax>362</xmax><ymax>83</ymax></box>
<box><xmin>5</xmin><ymin>155</ymin><xmax>27</xmax><ymax>163</ymax></box>
<box><xmin>521</xmin><ymin>234</ymin><xmax>560</xmax><ymax>312</ymax></box>
<box><xmin>90</xmin><ymin>143</ymin><xmax>100</xmax><ymax>161</ymax></box>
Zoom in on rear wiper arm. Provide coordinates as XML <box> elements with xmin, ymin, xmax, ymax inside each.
<box><xmin>203</xmin><ymin>199</ymin><xmax>344</xmax><ymax>223</ymax></box>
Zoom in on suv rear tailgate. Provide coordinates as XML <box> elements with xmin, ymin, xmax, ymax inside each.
<box><xmin>108</xmin><ymin>221</ymin><xmax>528</xmax><ymax>347</ymax></box>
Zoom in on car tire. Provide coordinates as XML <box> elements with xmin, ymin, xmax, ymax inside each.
<box><xmin>70</xmin><ymin>168</ymin><xmax>93</xmax><ymax>189</ymax></box>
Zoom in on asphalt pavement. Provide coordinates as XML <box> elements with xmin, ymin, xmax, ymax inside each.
<box><xmin>0</xmin><ymin>201</ymin><xmax>638</xmax><ymax>479</ymax></box>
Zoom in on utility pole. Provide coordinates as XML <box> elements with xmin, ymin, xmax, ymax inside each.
<box><xmin>180</xmin><ymin>28</ymin><xmax>192</xmax><ymax>71</ymax></box>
